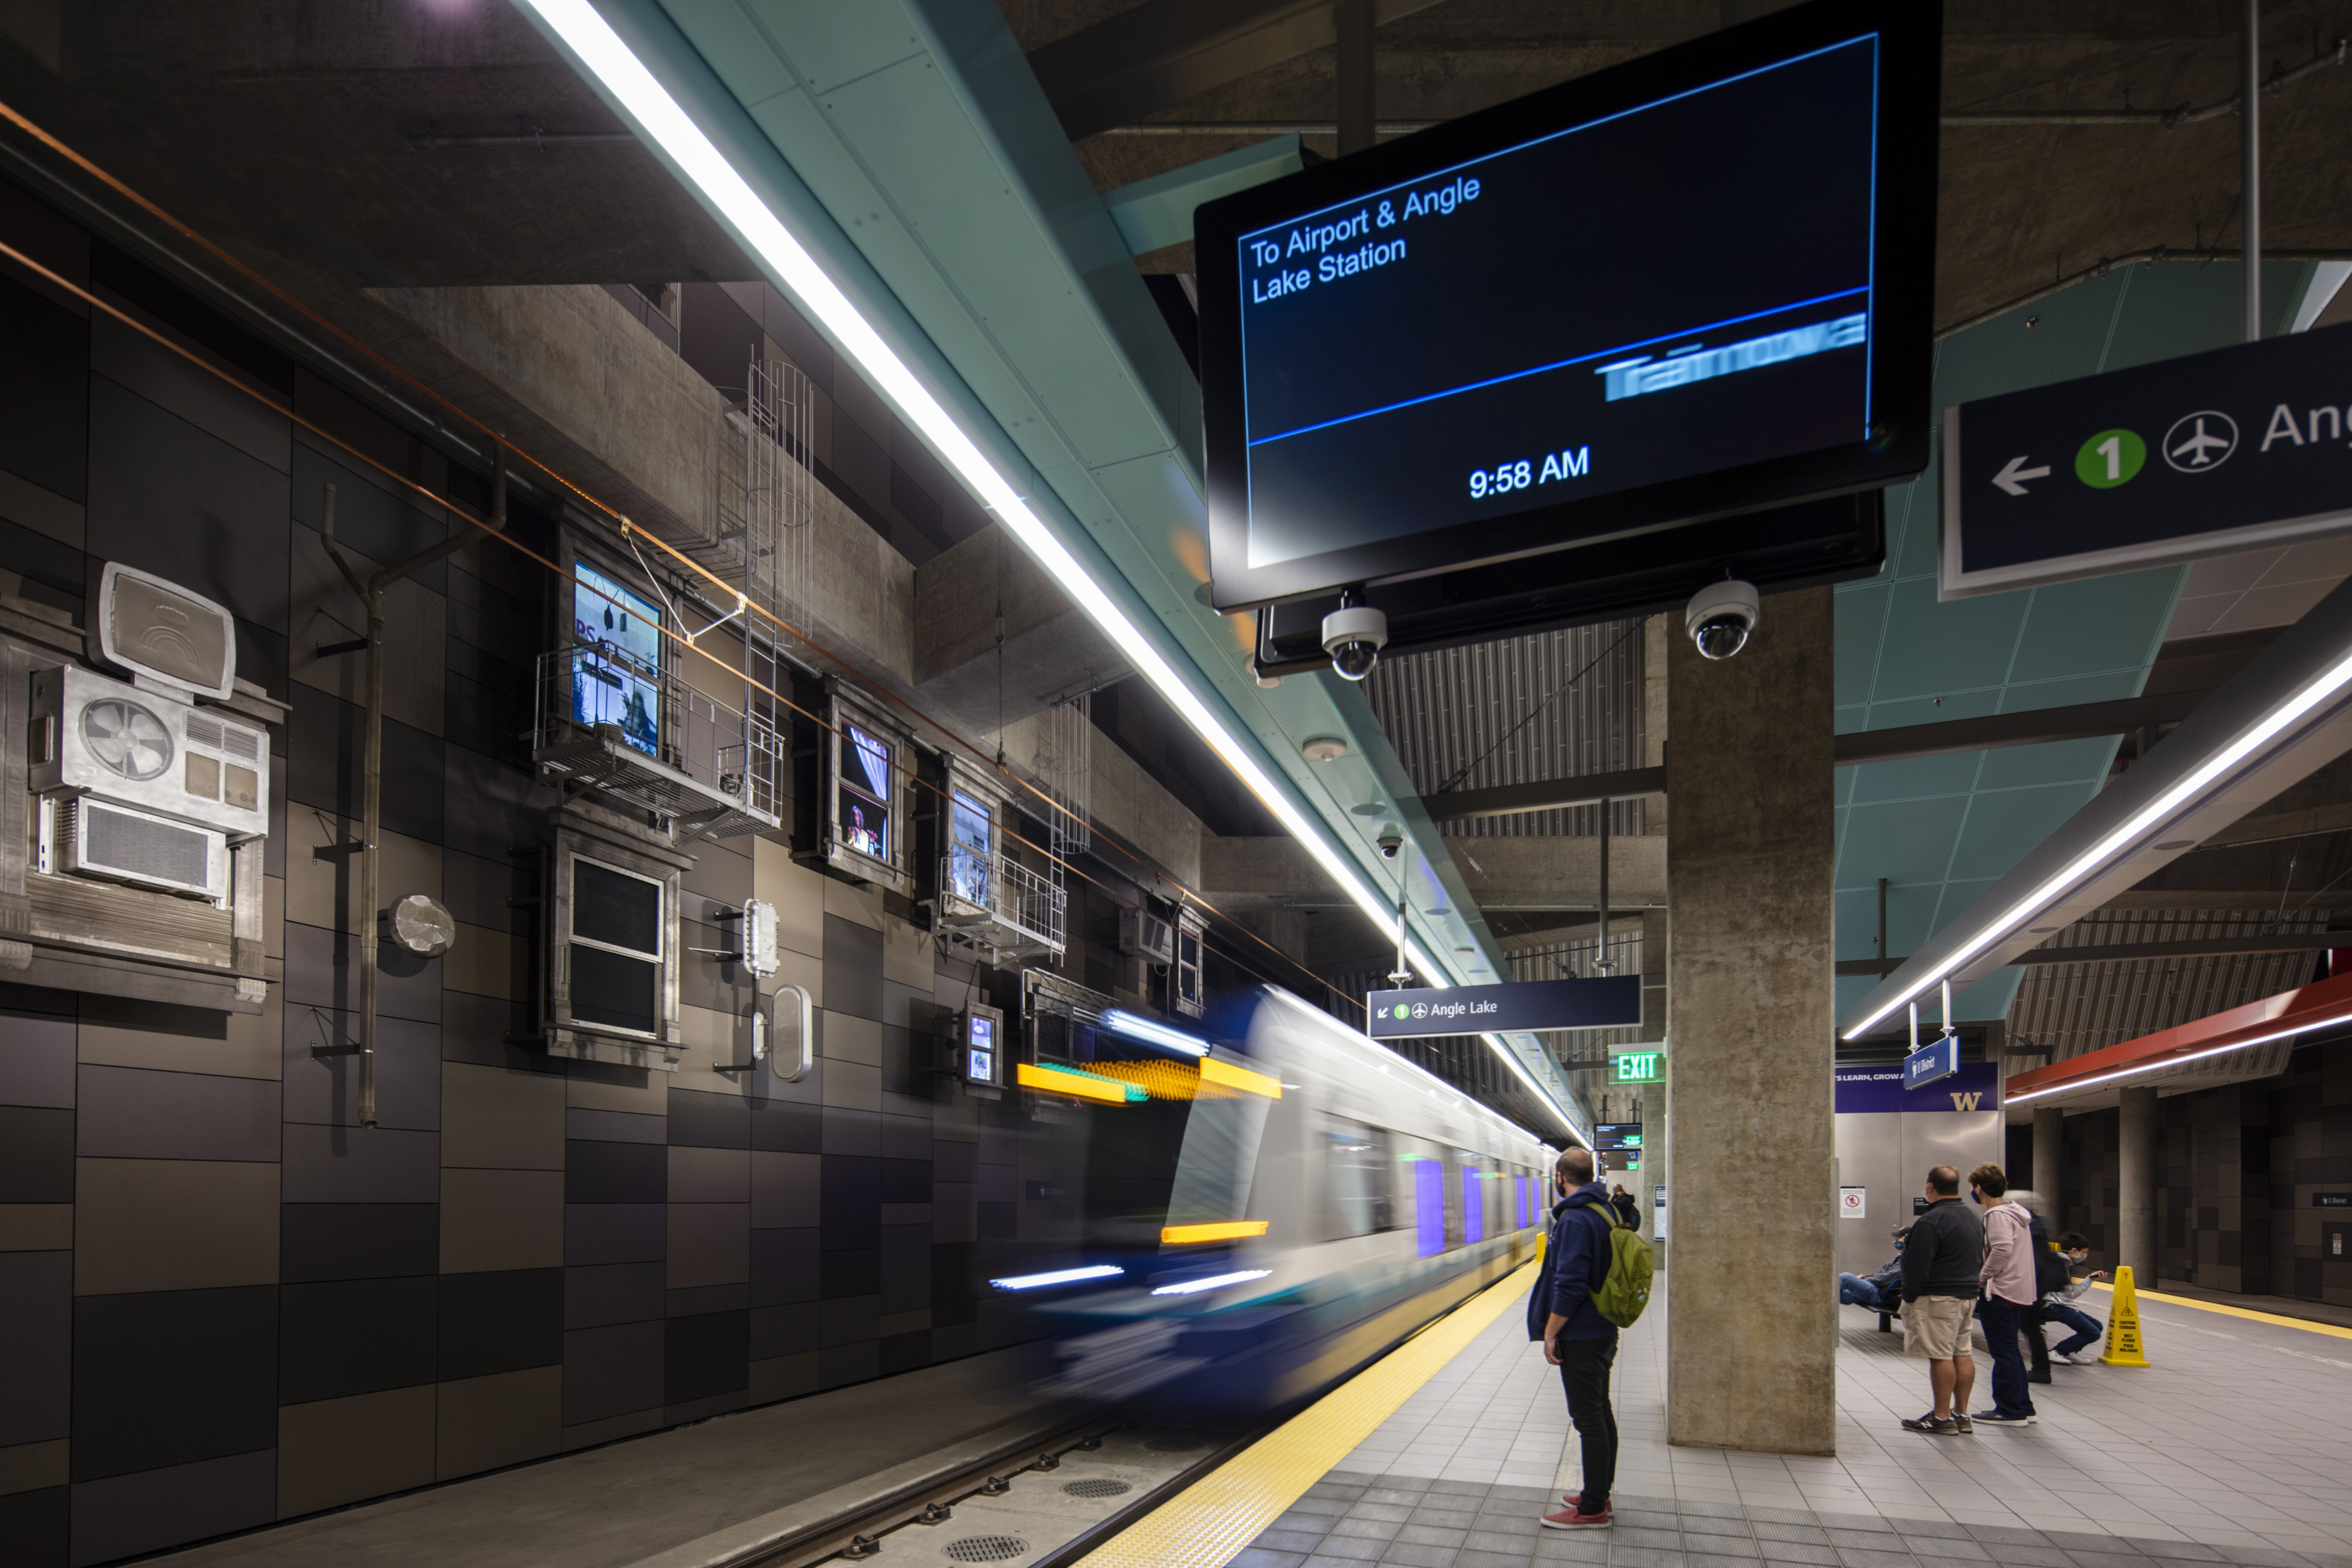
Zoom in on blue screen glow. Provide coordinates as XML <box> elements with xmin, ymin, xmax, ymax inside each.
<box><xmin>1413</xmin><ymin>1159</ymin><xmax>1445</xmax><ymax>1259</ymax></box>
<box><xmin>1232</xmin><ymin>35</ymin><xmax>1882</xmax><ymax>574</ymax></box>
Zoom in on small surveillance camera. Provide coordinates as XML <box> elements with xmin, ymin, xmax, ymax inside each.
<box><xmin>1686</xmin><ymin>579</ymin><xmax>1760</xmax><ymax>661</ymax></box>
<box><xmin>1376</xmin><ymin>833</ymin><xmax>1403</xmax><ymax>860</ymax></box>
<box><xmin>1321</xmin><ymin>603</ymin><xmax>1388</xmax><ymax>682</ymax></box>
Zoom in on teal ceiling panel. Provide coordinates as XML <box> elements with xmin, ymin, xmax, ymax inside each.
<box><xmin>1971</xmin><ymin>735</ymin><xmax>2115</xmax><ymax>792</ymax></box>
<box><xmin>1995</xmin><ymin>671</ymin><xmax>2146</xmax><ymax>710</ymax></box>
<box><xmin>1856</xmin><ymin>689</ymin><xmax>2005</xmax><ymax>732</ymax></box>
<box><xmin>1833</xmin><ymin>581</ymin><xmax>1890</xmax><ymax>701</ymax></box>
<box><xmin>1945</xmin><ymin>783</ymin><xmax>2104</xmax><ymax>881</ymax></box>
<box><xmin>1834</xmin><ymin>880</ymin><xmax>1949</xmax><ymax>962</ymax></box>
<box><xmin>2006</xmin><ymin>569</ymin><xmax>2184</xmax><ymax>685</ymax></box>
<box><xmin>1838</xmin><ymin>796</ymin><xmax>1971</xmax><ymax>882</ymax></box>
<box><xmin>1865</xmin><ymin>578</ymin><xmax>2031</xmax><ymax>700</ymax></box>
<box><xmin>666</xmin><ymin>0</ymin><xmax>800</xmax><ymax>103</ymax></box>
<box><xmin>1846</xmin><ymin>753</ymin><xmax>1977</xmax><ymax>807</ymax></box>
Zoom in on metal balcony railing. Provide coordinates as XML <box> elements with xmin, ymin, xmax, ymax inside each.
<box><xmin>935</xmin><ymin>846</ymin><xmax>1066</xmax><ymax>962</ymax></box>
<box><xmin>532</xmin><ymin>641</ymin><xmax>781</xmax><ymax>838</ymax></box>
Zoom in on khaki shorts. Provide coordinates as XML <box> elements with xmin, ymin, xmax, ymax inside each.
<box><xmin>1902</xmin><ymin>1294</ymin><xmax>1974</xmax><ymax>1360</ymax></box>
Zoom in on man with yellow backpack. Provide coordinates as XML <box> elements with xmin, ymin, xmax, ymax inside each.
<box><xmin>1527</xmin><ymin>1145</ymin><xmax>1656</xmax><ymax>1532</ymax></box>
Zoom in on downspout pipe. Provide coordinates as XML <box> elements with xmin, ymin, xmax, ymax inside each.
<box><xmin>322</xmin><ymin>445</ymin><xmax>507</xmax><ymax>1127</ymax></box>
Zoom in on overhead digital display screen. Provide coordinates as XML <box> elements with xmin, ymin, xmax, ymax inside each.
<box><xmin>1197</xmin><ymin>0</ymin><xmax>1936</xmax><ymax>609</ymax></box>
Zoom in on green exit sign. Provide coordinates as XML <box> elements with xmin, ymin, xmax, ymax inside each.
<box><xmin>1609</xmin><ymin>1049</ymin><xmax>1666</xmax><ymax>1085</ymax></box>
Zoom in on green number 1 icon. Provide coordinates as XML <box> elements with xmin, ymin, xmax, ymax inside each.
<box><xmin>2075</xmin><ymin>428</ymin><xmax>2146</xmax><ymax>489</ymax></box>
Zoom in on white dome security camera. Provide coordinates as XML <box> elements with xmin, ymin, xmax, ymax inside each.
<box><xmin>1685</xmin><ymin>579</ymin><xmax>1760</xmax><ymax>661</ymax></box>
<box><xmin>1321</xmin><ymin>603</ymin><xmax>1388</xmax><ymax>681</ymax></box>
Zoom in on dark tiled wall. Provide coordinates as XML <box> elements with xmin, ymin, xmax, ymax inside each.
<box><xmin>0</xmin><ymin>194</ymin><xmax>1079</xmax><ymax>1567</ymax></box>
<box><xmin>2053</xmin><ymin>1034</ymin><xmax>2352</xmax><ymax>1305</ymax></box>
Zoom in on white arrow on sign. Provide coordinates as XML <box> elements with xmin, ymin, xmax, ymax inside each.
<box><xmin>1992</xmin><ymin>455</ymin><xmax>2051</xmax><ymax>497</ymax></box>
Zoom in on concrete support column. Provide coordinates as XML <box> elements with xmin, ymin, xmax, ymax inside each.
<box><xmin>1664</xmin><ymin>586</ymin><xmax>1837</xmax><ymax>1456</ymax></box>
<box><xmin>2032</xmin><ymin>1105</ymin><xmax>2065</xmax><ymax>1209</ymax></box>
<box><xmin>2118</xmin><ymin>1087</ymin><xmax>2159</xmax><ymax>1284</ymax></box>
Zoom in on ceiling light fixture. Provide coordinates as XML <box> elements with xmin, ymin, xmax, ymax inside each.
<box><xmin>2006</xmin><ymin>1010</ymin><xmax>2352</xmax><ymax>1103</ymax></box>
<box><xmin>520</xmin><ymin>0</ymin><xmax>1579</xmax><ymax>1137</ymax></box>
<box><xmin>1098</xmin><ymin>1009</ymin><xmax>1209</xmax><ymax>1058</ymax></box>
<box><xmin>1846</xmin><ymin>645</ymin><xmax>2352</xmax><ymax>1040</ymax></box>
<box><xmin>989</xmin><ymin>1264</ymin><xmax>1125</xmax><ymax>1291</ymax></box>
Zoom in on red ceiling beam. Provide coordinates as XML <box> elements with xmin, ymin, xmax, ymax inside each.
<box><xmin>2006</xmin><ymin>966</ymin><xmax>2352</xmax><ymax>1102</ymax></box>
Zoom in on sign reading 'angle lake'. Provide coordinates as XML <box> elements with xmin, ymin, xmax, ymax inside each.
<box><xmin>1368</xmin><ymin>976</ymin><xmax>1641</xmax><ymax>1038</ymax></box>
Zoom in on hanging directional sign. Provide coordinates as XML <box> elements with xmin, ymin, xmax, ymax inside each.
<box><xmin>1940</xmin><ymin>321</ymin><xmax>2352</xmax><ymax>598</ymax></box>
<box><xmin>1902</xmin><ymin>1033</ymin><xmax>1961</xmax><ymax>1091</ymax></box>
<box><xmin>1367</xmin><ymin>976</ymin><xmax>1640</xmax><ymax>1038</ymax></box>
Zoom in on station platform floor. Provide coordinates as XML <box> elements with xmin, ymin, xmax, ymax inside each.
<box><xmin>1124</xmin><ymin>1269</ymin><xmax>2352</xmax><ymax>1568</ymax></box>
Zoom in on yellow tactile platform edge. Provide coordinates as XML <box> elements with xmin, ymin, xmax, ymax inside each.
<box><xmin>1078</xmin><ymin>1261</ymin><xmax>1540</xmax><ymax>1568</ymax></box>
<box><xmin>2091</xmin><ymin>1280</ymin><xmax>2352</xmax><ymax>1341</ymax></box>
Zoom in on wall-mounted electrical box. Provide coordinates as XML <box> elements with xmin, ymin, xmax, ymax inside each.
<box><xmin>740</xmin><ymin>897</ymin><xmax>779</xmax><ymax>978</ymax></box>
<box><xmin>1118</xmin><ymin>907</ymin><xmax>1174</xmax><ymax>966</ymax></box>
<box><xmin>7</xmin><ymin>562</ymin><xmax>278</xmax><ymax>1012</ymax></box>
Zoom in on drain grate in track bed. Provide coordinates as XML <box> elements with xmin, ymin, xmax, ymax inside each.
<box><xmin>942</xmin><ymin>1535</ymin><xmax>1029</xmax><ymax>1563</ymax></box>
<box><xmin>1061</xmin><ymin>1478</ymin><xmax>1133</xmax><ymax>1499</ymax></box>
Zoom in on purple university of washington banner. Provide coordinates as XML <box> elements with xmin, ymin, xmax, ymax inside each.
<box><xmin>1834</xmin><ymin>1061</ymin><xmax>2000</xmax><ymax>1115</ymax></box>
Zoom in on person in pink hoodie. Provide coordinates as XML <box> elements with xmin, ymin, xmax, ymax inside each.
<box><xmin>1969</xmin><ymin>1163</ymin><xmax>2038</xmax><ymax>1426</ymax></box>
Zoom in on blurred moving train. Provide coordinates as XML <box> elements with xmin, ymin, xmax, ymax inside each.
<box><xmin>993</xmin><ymin>986</ymin><xmax>1557</xmax><ymax>1414</ymax></box>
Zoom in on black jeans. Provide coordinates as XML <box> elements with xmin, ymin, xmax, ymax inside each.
<box><xmin>1976</xmin><ymin>1296</ymin><xmax>2036</xmax><ymax>1418</ymax></box>
<box><xmin>1558</xmin><ymin>1335</ymin><xmax>1619</xmax><ymax>1513</ymax></box>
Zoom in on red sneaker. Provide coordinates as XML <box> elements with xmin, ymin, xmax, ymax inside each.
<box><xmin>1540</xmin><ymin>1503</ymin><xmax>1613</xmax><ymax>1530</ymax></box>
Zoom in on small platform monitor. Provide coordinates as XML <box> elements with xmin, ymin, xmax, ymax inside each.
<box><xmin>1196</xmin><ymin>0</ymin><xmax>1938</xmax><ymax>611</ymax></box>
<box><xmin>955</xmin><ymin>1002</ymin><xmax>1006</xmax><ymax>1089</ymax></box>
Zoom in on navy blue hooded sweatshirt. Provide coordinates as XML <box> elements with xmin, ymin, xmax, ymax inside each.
<box><xmin>1525</xmin><ymin>1180</ymin><xmax>1619</xmax><ymax>1344</ymax></box>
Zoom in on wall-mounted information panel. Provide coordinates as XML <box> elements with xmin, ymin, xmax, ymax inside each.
<box><xmin>1197</xmin><ymin>0</ymin><xmax>1938</xmax><ymax>611</ymax></box>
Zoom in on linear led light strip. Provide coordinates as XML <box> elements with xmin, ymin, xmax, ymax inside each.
<box><xmin>1847</xmin><ymin>644</ymin><xmax>2352</xmax><ymax>1040</ymax></box>
<box><xmin>523</xmin><ymin>0</ymin><xmax>1578</xmax><ymax>1134</ymax></box>
<box><xmin>2007</xmin><ymin>1009</ymin><xmax>2352</xmax><ymax>1103</ymax></box>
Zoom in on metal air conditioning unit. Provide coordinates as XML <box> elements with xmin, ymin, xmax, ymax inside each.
<box><xmin>28</xmin><ymin>566</ymin><xmax>270</xmax><ymax>905</ymax></box>
<box><xmin>1118</xmin><ymin>907</ymin><xmax>1175</xmax><ymax>966</ymax></box>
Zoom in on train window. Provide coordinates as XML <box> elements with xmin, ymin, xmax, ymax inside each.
<box><xmin>1459</xmin><ymin>1155</ymin><xmax>1485</xmax><ymax>1245</ymax></box>
<box><xmin>1324</xmin><ymin>1119</ymin><xmax>1393</xmax><ymax>1239</ymax></box>
<box><xmin>1410</xmin><ymin>1155</ymin><xmax>1445</xmax><ymax>1258</ymax></box>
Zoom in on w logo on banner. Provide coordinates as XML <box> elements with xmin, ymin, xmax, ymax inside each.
<box><xmin>1949</xmin><ymin>1091</ymin><xmax>1983</xmax><ymax>1111</ymax></box>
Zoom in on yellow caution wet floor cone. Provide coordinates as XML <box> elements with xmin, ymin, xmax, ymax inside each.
<box><xmin>2100</xmin><ymin>1265</ymin><xmax>2151</xmax><ymax>1367</ymax></box>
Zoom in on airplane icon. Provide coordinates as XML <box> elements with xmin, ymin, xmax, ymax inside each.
<box><xmin>2162</xmin><ymin>410</ymin><xmax>2239</xmax><ymax>472</ymax></box>
<box><xmin>2170</xmin><ymin>421</ymin><xmax>2229</xmax><ymax>465</ymax></box>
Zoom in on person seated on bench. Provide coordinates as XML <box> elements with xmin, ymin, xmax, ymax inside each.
<box><xmin>1839</xmin><ymin>1226</ymin><xmax>1909</xmax><ymax>1310</ymax></box>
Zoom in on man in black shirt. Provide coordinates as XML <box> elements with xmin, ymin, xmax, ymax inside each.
<box><xmin>1898</xmin><ymin>1165</ymin><xmax>1986</xmax><ymax>1435</ymax></box>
